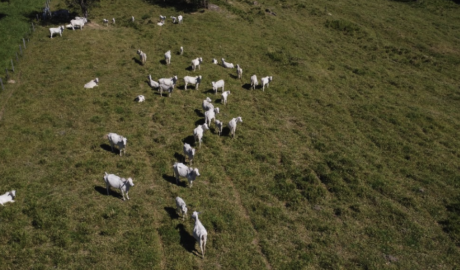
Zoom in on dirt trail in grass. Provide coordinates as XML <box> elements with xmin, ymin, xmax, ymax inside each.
<box><xmin>0</xmin><ymin>71</ymin><xmax>19</xmax><ymax>121</ymax></box>
<box><xmin>227</xmin><ymin>176</ymin><xmax>273</xmax><ymax>270</ymax></box>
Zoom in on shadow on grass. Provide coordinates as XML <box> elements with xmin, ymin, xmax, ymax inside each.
<box><xmin>22</xmin><ymin>10</ymin><xmax>78</xmax><ymax>26</ymax></box>
<box><xmin>183</xmin><ymin>135</ymin><xmax>195</xmax><ymax>146</ymax></box>
<box><xmin>164</xmin><ymin>206</ymin><xmax>179</xmax><ymax>219</ymax></box>
<box><xmin>159</xmin><ymin>59</ymin><xmax>167</xmax><ymax>65</ymax></box>
<box><xmin>100</xmin><ymin>144</ymin><xmax>117</xmax><ymax>154</ymax></box>
<box><xmin>176</xmin><ymin>223</ymin><xmax>197</xmax><ymax>254</ymax></box>
<box><xmin>144</xmin><ymin>0</ymin><xmax>200</xmax><ymax>13</ymax></box>
<box><xmin>163</xmin><ymin>174</ymin><xmax>187</xmax><ymax>187</ymax></box>
<box><xmin>222</xmin><ymin>127</ymin><xmax>231</xmax><ymax>137</ymax></box>
<box><xmin>194</xmin><ymin>109</ymin><xmax>204</xmax><ymax>117</ymax></box>
<box><xmin>194</xmin><ymin>118</ymin><xmax>205</xmax><ymax>126</ymax></box>
<box><xmin>229</xmin><ymin>73</ymin><xmax>238</xmax><ymax>79</ymax></box>
<box><xmin>242</xmin><ymin>83</ymin><xmax>252</xmax><ymax>90</ymax></box>
<box><xmin>174</xmin><ymin>152</ymin><xmax>185</xmax><ymax>163</ymax></box>
<box><xmin>94</xmin><ymin>186</ymin><xmax>121</xmax><ymax>199</ymax></box>
<box><xmin>185</xmin><ymin>66</ymin><xmax>193</xmax><ymax>71</ymax></box>
<box><xmin>132</xmin><ymin>57</ymin><xmax>143</xmax><ymax>66</ymax></box>
<box><xmin>215</xmin><ymin>98</ymin><xmax>222</xmax><ymax>104</ymax></box>
<box><xmin>202</xmin><ymin>89</ymin><xmax>215</xmax><ymax>94</ymax></box>
<box><xmin>0</xmin><ymin>13</ymin><xmax>6</xmax><ymax>21</ymax></box>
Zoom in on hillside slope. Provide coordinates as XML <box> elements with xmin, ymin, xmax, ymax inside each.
<box><xmin>0</xmin><ymin>0</ymin><xmax>460</xmax><ymax>269</ymax></box>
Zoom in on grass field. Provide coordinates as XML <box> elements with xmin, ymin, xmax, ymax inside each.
<box><xmin>1</xmin><ymin>0</ymin><xmax>460</xmax><ymax>269</ymax></box>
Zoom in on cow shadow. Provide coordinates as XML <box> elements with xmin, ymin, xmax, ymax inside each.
<box><xmin>176</xmin><ymin>224</ymin><xmax>197</xmax><ymax>254</ymax></box>
<box><xmin>222</xmin><ymin>127</ymin><xmax>231</xmax><ymax>137</ymax></box>
<box><xmin>202</xmin><ymin>89</ymin><xmax>215</xmax><ymax>94</ymax></box>
<box><xmin>94</xmin><ymin>186</ymin><xmax>121</xmax><ymax>199</ymax></box>
<box><xmin>164</xmin><ymin>206</ymin><xmax>179</xmax><ymax>219</ymax></box>
<box><xmin>183</xmin><ymin>135</ymin><xmax>195</xmax><ymax>145</ymax></box>
<box><xmin>132</xmin><ymin>57</ymin><xmax>143</xmax><ymax>66</ymax></box>
<box><xmin>229</xmin><ymin>73</ymin><xmax>238</xmax><ymax>79</ymax></box>
<box><xmin>163</xmin><ymin>174</ymin><xmax>186</xmax><ymax>187</ymax></box>
<box><xmin>242</xmin><ymin>83</ymin><xmax>252</xmax><ymax>90</ymax></box>
<box><xmin>159</xmin><ymin>59</ymin><xmax>167</xmax><ymax>65</ymax></box>
<box><xmin>194</xmin><ymin>109</ymin><xmax>204</xmax><ymax>117</ymax></box>
<box><xmin>215</xmin><ymin>98</ymin><xmax>222</xmax><ymax>104</ymax></box>
<box><xmin>185</xmin><ymin>66</ymin><xmax>193</xmax><ymax>71</ymax></box>
<box><xmin>100</xmin><ymin>144</ymin><xmax>117</xmax><ymax>154</ymax></box>
<box><xmin>174</xmin><ymin>152</ymin><xmax>185</xmax><ymax>163</ymax></box>
<box><xmin>194</xmin><ymin>118</ymin><xmax>205</xmax><ymax>126</ymax></box>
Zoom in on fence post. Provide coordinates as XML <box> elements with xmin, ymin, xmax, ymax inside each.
<box><xmin>32</xmin><ymin>22</ymin><xmax>35</xmax><ymax>31</ymax></box>
<box><xmin>0</xmin><ymin>78</ymin><xmax>4</xmax><ymax>91</ymax></box>
<box><xmin>23</xmin><ymin>38</ymin><xmax>26</xmax><ymax>49</ymax></box>
<box><xmin>11</xmin><ymin>59</ymin><xmax>14</xmax><ymax>73</ymax></box>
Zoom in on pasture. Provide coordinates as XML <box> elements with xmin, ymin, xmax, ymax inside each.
<box><xmin>0</xmin><ymin>0</ymin><xmax>460</xmax><ymax>269</ymax></box>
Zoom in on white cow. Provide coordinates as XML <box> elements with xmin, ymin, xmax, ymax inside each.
<box><xmin>175</xmin><ymin>196</ymin><xmax>188</xmax><ymax>220</ymax></box>
<box><xmin>221</xmin><ymin>91</ymin><xmax>230</xmax><ymax>105</ymax></box>
<box><xmin>137</xmin><ymin>49</ymin><xmax>147</xmax><ymax>65</ymax></box>
<box><xmin>194</xmin><ymin>123</ymin><xmax>209</xmax><ymax>148</ymax></box>
<box><xmin>212</xmin><ymin>80</ymin><xmax>225</xmax><ymax>95</ymax></box>
<box><xmin>183</xmin><ymin>143</ymin><xmax>196</xmax><ymax>165</ymax></box>
<box><xmin>103</xmin><ymin>172</ymin><xmax>134</xmax><ymax>200</ymax></box>
<box><xmin>104</xmin><ymin>132</ymin><xmax>127</xmax><ymax>156</ymax></box>
<box><xmin>215</xmin><ymin>120</ymin><xmax>223</xmax><ymax>136</ymax></box>
<box><xmin>202</xmin><ymin>97</ymin><xmax>213</xmax><ymax>112</ymax></box>
<box><xmin>250</xmin><ymin>74</ymin><xmax>258</xmax><ymax>90</ymax></box>
<box><xmin>84</xmin><ymin>78</ymin><xmax>99</xmax><ymax>89</ymax></box>
<box><xmin>205</xmin><ymin>107</ymin><xmax>219</xmax><ymax>127</ymax></box>
<box><xmin>228</xmin><ymin>116</ymin><xmax>243</xmax><ymax>139</ymax></box>
<box><xmin>236</xmin><ymin>64</ymin><xmax>243</xmax><ymax>79</ymax></box>
<box><xmin>192</xmin><ymin>211</ymin><xmax>208</xmax><ymax>258</ymax></box>
<box><xmin>148</xmin><ymin>75</ymin><xmax>159</xmax><ymax>89</ymax></box>
<box><xmin>191</xmin><ymin>57</ymin><xmax>203</xmax><ymax>71</ymax></box>
<box><xmin>221</xmin><ymin>58</ymin><xmax>234</xmax><ymax>68</ymax></box>
<box><xmin>70</xmin><ymin>17</ymin><xmax>86</xmax><ymax>30</ymax></box>
<box><xmin>136</xmin><ymin>95</ymin><xmax>145</xmax><ymax>102</ymax></box>
<box><xmin>173</xmin><ymin>162</ymin><xmax>200</xmax><ymax>188</ymax></box>
<box><xmin>178</xmin><ymin>15</ymin><xmax>183</xmax><ymax>23</ymax></box>
<box><xmin>0</xmin><ymin>190</ymin><xmax>16</xmax><ymax>206</ymax></box>
<box><xmin>183</xmin><ymin>75</ymin><xmax>202</xmax><ymax>90</ymax></box>
<box><xmin>49</xmin><ymin>26</ymin><xmax>64</xmax><ymax>38</ymax></box>
<box><xmin>165</xmin><ymin>50</ymin><xmax>171</xmax><ymax>65</ymax></box>
<box><xmin>261</xmin><ymin>76</ymin><xmax>273</xmax><ymax>91</ymax></box>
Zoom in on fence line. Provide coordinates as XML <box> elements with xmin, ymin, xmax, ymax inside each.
<box><xmin>1</xmin><ymin>1</ymin><xmax>48</xmax><ymax>91</ymax></box>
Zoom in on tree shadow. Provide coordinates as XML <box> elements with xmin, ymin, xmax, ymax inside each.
<box><xmin>176</xmin><ymin>223</ymin><xmax>197</xmax><ymax>254</ymax></box>
<box><xmin>22</xmin><ymin>10</ymin><xmax>78</xmax><ymax>26</ymax></box>
<box><xmin>183</xmin><ymin>135</ymin><xmax>195</xmax><ymax>146</ymax></box>
<box><xmin>0</xmin><ymin>13</ymin><xmax>6</xmax><ymax>21</ymax></box>
<box><xmin>144</xmin><ymin>0</ymin><xmax>200</xmax><ymax>13</ymax></box>
<box><xmin>132</xmin><ymin>57</ymin><xmax>143</xmax><ymax>66</ymax></box>
<box><xmin>194</xmin><ymin>109</ymin><xmax>204</xmax><ymax>117</ymax></box>
<box><xmin>94</xmin><ymin>186</ymin><xmax>121</xmax><ymax>199</ymax></box>
<box><xmin>174</xmin><ymin>152</ymin><xmax>185</xmax><ymax>163</ymax></box>
<box><xmin>242</xmin><ymin>83</ymin><xmax>252</xmax><ymax>90</ymax></box>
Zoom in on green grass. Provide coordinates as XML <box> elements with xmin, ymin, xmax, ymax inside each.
<box><xmin>1</xmin><ymin>0</ymin><xmax>460</xmax><ymax>269</ymax></box>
